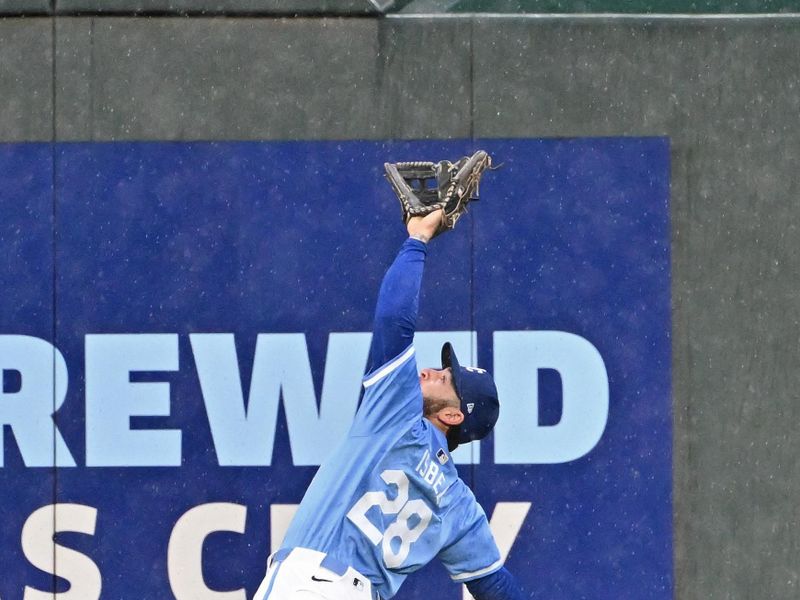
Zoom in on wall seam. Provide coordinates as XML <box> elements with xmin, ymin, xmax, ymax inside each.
<box><xmin>50</xmin><ymin>11</ymin><xmax>59</xmax><ymax>593</ymax></box>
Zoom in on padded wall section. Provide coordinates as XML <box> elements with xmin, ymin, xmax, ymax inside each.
<box><xmin>0</xmin><ymin>19</ymin><xmax>53</xmax><ymax>141</ymax></box>
<box><xmin>56</xmin><ymin>18</ymin><xmax>385</xmax><ymax>140</ymax></box>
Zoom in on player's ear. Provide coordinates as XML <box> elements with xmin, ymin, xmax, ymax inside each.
<box><xmin>437</xmin><ymin>408</ymin><xmax>464</xmax><ymax>427</ymax></box>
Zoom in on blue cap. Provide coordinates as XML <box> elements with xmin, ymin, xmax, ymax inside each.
<box><xmin>441</xmin><ymin>343</ymin><xmax>500</xmax><ymax>450</ymax></box>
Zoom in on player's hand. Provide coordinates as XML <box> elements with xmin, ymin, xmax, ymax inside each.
<box><xmin>407</xmin><ymin>209</ymin><xmax>444</xmax><ymax>243</ymax></box>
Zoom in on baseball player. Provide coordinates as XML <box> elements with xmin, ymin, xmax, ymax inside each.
<box><xmin>253</xmin><ymin>208</ymin><xmax>525</xmax><ymax>600</ymax></box>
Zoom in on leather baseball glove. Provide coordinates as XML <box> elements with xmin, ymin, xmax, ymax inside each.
<box><xmin>384</xmin><ymin>150</ymin><xmax>492</xmax><ymax>231</ymax></box>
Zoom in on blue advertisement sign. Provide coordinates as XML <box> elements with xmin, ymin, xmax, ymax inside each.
<box><xmin>0</xmin><ymin>138</ymin><xmax>670</xmax><ymax>599</ymax></box>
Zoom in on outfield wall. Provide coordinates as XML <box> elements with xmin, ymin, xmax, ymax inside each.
<box><xmin>2</xmin><ymin>14</ymin><xmax>799</xmax><ymax>600</ymax></box>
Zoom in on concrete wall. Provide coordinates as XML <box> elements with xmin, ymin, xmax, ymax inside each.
<box><xmin>2</xmin><ymin>13</ymin><xmax>799</xmax><ymax>599</ymax></box>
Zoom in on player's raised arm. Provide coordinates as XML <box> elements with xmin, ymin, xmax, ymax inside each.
<box><xmin>253</xmin><ymin>152</ymin><xmax>510</xmax><ymax>600</ymax></box>
<box><xmin>365</xmin><ymin>211</ymin><xmax>444</xmax><ymax>374</ymax></box>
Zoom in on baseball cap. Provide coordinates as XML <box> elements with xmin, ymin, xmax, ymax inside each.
<box><xmin>441</xmin><ymin>342</ymin><xmax>500</xmax><ymax>451</ymax></box>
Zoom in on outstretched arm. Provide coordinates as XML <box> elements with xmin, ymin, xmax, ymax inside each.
<box><xmin>366</xmin><ymin>211</ymin><xmax>444</xmax><ymax>373</ymax></box>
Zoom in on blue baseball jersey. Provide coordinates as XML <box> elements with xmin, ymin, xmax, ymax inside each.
<box><xmin>281</xmin><ymin>344</ymin><xmax>502</xmax><ymax>598</ymax></box>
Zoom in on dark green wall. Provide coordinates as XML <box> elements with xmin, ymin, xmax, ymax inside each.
<box><xmin>2</xmin><ymin>12</ymin><xmax>799</xmax><ymax>599</ymax></box>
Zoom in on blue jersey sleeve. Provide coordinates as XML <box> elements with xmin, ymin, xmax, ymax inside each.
<box><xmin>437</xmin><ymin>483</ymin><xmax>503</xmax><ymax>583</ymax></box>
<box><xmin>365</xmin><ymin>238</ymin><xmax>427</xmax><ymax>374</ymax></box>
<box><xmin>466</xmin><ymin>567</ymin><xmax>526</xmax><ymax>600</ymax></box>
<box><xmin>350</xmin><ymin>237</ymin><xmax>427</xmax><ymax>436</ymax></box>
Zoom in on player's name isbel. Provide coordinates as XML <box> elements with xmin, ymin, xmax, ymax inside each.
<box><xmin>413</xmin><ymin>446</ymin><xmax>453</xmax><ymax>505</ymax></box>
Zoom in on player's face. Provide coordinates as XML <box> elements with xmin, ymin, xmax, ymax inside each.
<box><xmin>419</xmin><ymin>367</ymin><xmax>458</xmax><ymax>405</ymax></box>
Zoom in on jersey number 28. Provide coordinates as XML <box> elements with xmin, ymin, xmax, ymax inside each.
<box><xmin>347</xmin><ymin>470</ymin><xmax>433</xmax><ymax>568</ymax></box>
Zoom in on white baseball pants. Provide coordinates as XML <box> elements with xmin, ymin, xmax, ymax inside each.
<box><xmin>253</xmin><ymin>547</ymin><xmax>380</xmax><ymax>600</ymax></box>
